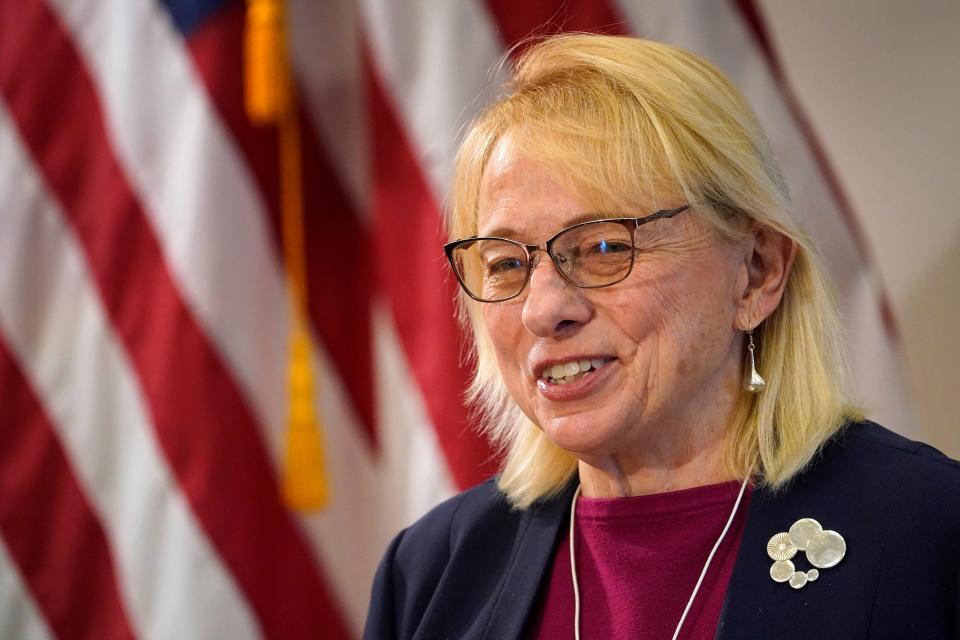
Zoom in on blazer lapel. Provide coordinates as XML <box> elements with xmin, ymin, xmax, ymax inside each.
<box><xmin>715</xmin><ymin>485</ymin><xmax>809</xmax><ymax>639</ymax></box>
<box><xmin>480</xmin><ymin>482</ymin><xmax>575</xmax><ymax>640</ymax></box>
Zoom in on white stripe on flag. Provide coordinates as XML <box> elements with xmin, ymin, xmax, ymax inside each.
<box><xmin>371</xmin><ymin>305</ymin><xmax>459</xmax><ymax>525</ymax></box>
<box><xmin>841</xmin><ymin>271</ymin><xmax>914</xmax><ymax>428</ymax></box>
<box><xmin>291</xmin><ymin>0</ymin><xmax>371</xmax><ymax>217</ymax></box>
<box><xmin>0</xmin><ymin>103</ymin><xmax>262</xmax><ymax>640</ymax></box>
<box><xmin>0</xmin><ymin>539</ymin><xmax>53</xmax><ymax>640</ymax></box>
<box><xmin>359</xmin><ymin>0</ymin><xmax>509</xmax><ymax>202</ymax></box>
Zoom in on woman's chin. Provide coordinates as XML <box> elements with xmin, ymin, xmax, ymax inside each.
<box><xmin>538</xmin><ymin>411</ymin><xmax>628</xmax><ymax>458</ymax></box>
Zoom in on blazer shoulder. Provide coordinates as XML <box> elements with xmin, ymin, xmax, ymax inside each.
<box><xmin>838</xmin><ymin>420</ymin><xmax>960</xmax><ymax>478</ymax></box>
<box><xmin>831</xmin><ymin>420</ymin><xmax>960</xmax><ymax>519</ymax></box>
<box><xmin>393</xmin><ymin>477</ymin><xmax>518</xmax><ymax>563</ymax></box>
<box><xmin>366</xmin><ymin>479</ymin><xmax>543</xmax><ymax>639</ymax></box>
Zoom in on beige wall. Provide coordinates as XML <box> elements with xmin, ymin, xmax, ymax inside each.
<box><xmin>758</xmin><ymin>0</ymin><xmax>960</xmax><ymax>456</ymax></box>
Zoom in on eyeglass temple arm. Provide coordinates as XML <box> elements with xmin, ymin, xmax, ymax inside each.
<box><xmin>636</xmin><ymin>204</ymin><xmax>690</xmax><ymax>226</ymax></box>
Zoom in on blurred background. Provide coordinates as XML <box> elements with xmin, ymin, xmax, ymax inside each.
<box><xmin>0</xmin><ymin>0</ymin><xmax>956</xmax><ymax>638</ymax></box>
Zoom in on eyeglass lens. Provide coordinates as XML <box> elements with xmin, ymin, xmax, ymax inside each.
<box><xmin>451</xmin><ymin>220</ymin><xmax>636</xmax><ymax>302</ymax></box>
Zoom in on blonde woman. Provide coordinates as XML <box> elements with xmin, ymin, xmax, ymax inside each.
<box><xmin>364</xmin><ymin>35</ymin><xmax>960</xmax><ymax>640</ymax></box>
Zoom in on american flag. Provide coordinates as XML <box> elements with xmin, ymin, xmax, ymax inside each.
<box><xmin>0</xmin><ymin>1</ymin><xmax>914</xmax><ymax>638</ymax></box>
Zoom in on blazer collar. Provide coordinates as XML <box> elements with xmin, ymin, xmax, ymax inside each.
<box><xmin>480</xmin><ymin>480</ymin><xmax>577</xmax><ymax>640</ymax></box>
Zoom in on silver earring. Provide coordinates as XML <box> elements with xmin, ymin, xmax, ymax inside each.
<box><xmin>745</xmin><ymin>329</ymin><xmax>766</xmax><ymax>393</ymax></box>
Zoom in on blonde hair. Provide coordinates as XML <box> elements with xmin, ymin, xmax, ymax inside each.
<box><xmin>448</xmin><ymin>34</ymin><xmax>861</xmax><ymax>509</ymax></box>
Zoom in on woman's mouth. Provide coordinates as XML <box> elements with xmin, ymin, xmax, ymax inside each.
<box><xmin>536</xmin><ymin>357</ymin><xmax>616</xmax><ymax>400</ymax></box>
<box><xmin>540</xmin><ymin>358</ymin><xmax>609</xmax><ymax>385</ymax></box>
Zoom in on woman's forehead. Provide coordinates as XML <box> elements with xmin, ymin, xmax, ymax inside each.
<box><xmin>476</xmin><ymin>135</ymin><xmax>679</xmax><ymax>239</ymax></box>
<box><xmin>477</xmin><ymin>145</ymin><xmax>587</xmax><ymax>238</ymax></box>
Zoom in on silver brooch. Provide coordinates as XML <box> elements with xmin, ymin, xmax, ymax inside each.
<box><xmin>767</xmin><ymin>518</ymin><xmax>846</xmax><ymax>589</ymax></box>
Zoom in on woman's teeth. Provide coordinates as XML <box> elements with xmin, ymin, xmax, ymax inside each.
<box><xmin>541</xmin><ymin>359</ymin><xmax>608</xmax><ymax>385</ymax></box>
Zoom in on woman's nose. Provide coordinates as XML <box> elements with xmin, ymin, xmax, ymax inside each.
<box><xmin>521</xmin><ymin>255</ymin><xmax>593</xmax><ymax>337</ymax></box>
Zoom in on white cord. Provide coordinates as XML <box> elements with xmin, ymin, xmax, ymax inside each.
<box><xmin>569</xmin><ymin>476</ymin><xmax>750</xmax><ymax>640</ymax></box>
<box><xmin>569</xmin><ymin>484</ymin><xmax>583</xmax><ymax>640</ymax></box>
<box><xmin>670</xmin><ymin>476</ymin><xmax>749</xmax><ymax>640</ymax></box>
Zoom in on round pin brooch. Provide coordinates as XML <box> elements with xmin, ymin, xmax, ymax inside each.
<box><xmin>766</xmin><ymin>518</ymin><xmax>845</xmax><ymax>589</ymax></box>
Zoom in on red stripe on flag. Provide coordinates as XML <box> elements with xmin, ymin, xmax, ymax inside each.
<box><xmin>364</xmin><ymin>50</ymin><xmax>498</xmax><ymax>489</ymax></box>
<box><xmin>484</xmin><ymin>0</ymin><xmax>626</xmax><ymax>49</ymax></box>
<box><xmin>0</xmin><ymin>333</ymin><xmax>136</xmax><ymax>640</ymax></box>
<box><xmin>732</xmin><ymin>0</ymin><xmax>900</xmax><ymax>338</ymax></box>
<box><xmin>188</xmin><ymin>3</ymin><xmax>377</xmax><ymax>443</ymax></box>
<box><xmin>0</xmin><ymin>1</ymin><xmax>350</xmax><ymax>637</ymax></box>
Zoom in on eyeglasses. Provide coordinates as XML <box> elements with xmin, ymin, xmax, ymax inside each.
<box><xmin>444</xmin><ymin>204</ymin><xmax>689</xmax><ymax>303</ymax></box>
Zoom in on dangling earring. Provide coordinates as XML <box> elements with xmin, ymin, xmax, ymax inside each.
<box><xmin>744</xmin><ymin>329</ymin><xmax>766</xmax><ymax>393</ymax></box>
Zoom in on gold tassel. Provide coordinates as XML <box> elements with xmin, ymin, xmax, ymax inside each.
<box><xmin>244</xmin><ymin>0</ymin><xmax>291</xmax><ymax>124</ymax></box>
<box><xmin>245</xmin><ymin>0</ymin><xmax>329</xmax><ymax>511</ymax></box>
<box><xmin>277</xmin><ymin>81</ymin><xmax>329</xmax><ymax>511</ymax></box>
<box><xmin>282</xmin><ymin>324</ymin><xmax>329</xmax><ymax>509</ymax></box>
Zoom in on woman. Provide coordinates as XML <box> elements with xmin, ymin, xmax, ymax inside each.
<box><xmin>364</xmin><ymin>35</ymin><xmax>960</xmax><ymax>639</ymax></box>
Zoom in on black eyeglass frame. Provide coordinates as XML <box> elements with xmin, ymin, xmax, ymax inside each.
<box><xmin>444</xmin><ymin>204</ymin><xmax>690</xmax><ymax>303</ymax></box>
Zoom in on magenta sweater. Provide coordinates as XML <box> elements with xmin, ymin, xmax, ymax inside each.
<box><xmin>529</xmin><ymin>480</ymin><xmax>752</xmax><ymax>639</ymax></box>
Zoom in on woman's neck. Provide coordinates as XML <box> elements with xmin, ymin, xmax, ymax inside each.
<box><xmin>577</xmin><ymin>427</ymin><xmax>733</xmax><ymax>498</ymax></box>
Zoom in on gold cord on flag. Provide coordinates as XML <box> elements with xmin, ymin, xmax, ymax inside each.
<box><xmin>244</xmin><ymin>0</ymin><xmax>329</xmax><ymax>511</ymax></box>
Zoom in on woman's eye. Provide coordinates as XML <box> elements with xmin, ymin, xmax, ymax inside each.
<box><xmin>586</xmin><ymin>240</ymin><xmax>632</xmax><ymax>255</ymax></box>
<box><xmin>487</xmin><ymin>257</ymin><xmax>524</xmax><ymax>273</ymax></box>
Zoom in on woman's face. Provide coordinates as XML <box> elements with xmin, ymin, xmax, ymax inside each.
<box><xmin>478</xmin><ymin>138</ymin><xmax>751</xmax><ymax>463</ymax></box>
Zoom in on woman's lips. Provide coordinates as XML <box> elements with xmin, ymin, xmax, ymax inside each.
<box><xmin>536</xmin><ymin>358</ymin><xmax>615</xmax><ymax>401</ymax></box>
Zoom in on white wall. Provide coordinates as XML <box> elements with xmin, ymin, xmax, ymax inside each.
<box><xmin>758</xmin><ymin>0</ymin><xmax>960</xmax><ymax>456</ymax></box>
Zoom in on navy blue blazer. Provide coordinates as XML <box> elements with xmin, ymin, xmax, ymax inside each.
<box><xmin>365</xmin><ymin>422</ymin><xmax>960</xmax><ymax>639</ymax></box>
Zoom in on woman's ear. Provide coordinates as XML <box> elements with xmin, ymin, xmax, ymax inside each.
<box><xmin>735</xmin><ymin>225</ymin><xmax>797</xmax><ymax>330</ymax></box>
